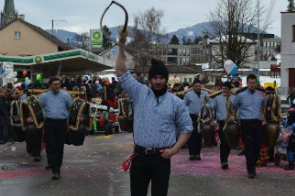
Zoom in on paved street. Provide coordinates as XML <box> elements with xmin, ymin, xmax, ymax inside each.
<box><xmin>0</xmin><ymin>133</ymin><xmax>295</xmax><ymax>196</ymax></box>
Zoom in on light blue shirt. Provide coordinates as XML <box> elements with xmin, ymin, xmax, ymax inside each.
<box><xmin>39</xmin><ymin>90</ymin><xmax>73</xmax><ymax>120</ymax></box>
<box><xmin>118</xmin><ymin>72</ymin><xmax>193</xmax><ymax>148</ymax></box>
<box><xmin>210</xmin><ymin>93</ymin><xmax>235</xmax><ymax>121</ymax></box>
<box><xmin>183</xmin><ymin>90</ymin><xmax>209</xmax><ymax>115</ymax></box>
<box><xmin>233</xmin><ymin>89</ymin><xmax>266</xmax><ymax>120</ymax></box>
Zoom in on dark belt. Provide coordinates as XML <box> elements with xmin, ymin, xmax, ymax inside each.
<box><xmin>240</xmin><ymin>119</ymin><xmax>261</xmax><ymax>123</ymax></box>
<box><xmin>46</xmin><ymin>118</ymin><xmax>67</xmax><ymax>122</ymax></box>
<box><xmin>134</xmin><ymin>144</ymin><xmax>167</xmax><ymax>155</ymax></box>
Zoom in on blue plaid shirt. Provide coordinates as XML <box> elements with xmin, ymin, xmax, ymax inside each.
<box><xmin>233</xmin><ymin>89</ymin><xmax>266</xmax><ymax>120</ymax></box>
<box><xmin>118</xmin><ymin>72</ymin><xmax>193</xmax><ymax>148</ymax></box>
<box><xmin>39</xmin><ymin>90</ymin><xmax>73</xmax><ymax>120</ymax></box>
<box><xmin>183</xmin><ymin>90</ymin><xmax>209</xmax><ymax>115</ymax></box>
<box><xmin>210</xmin><ymin>93</ymin><xmax>235</xmax><ymax>121</ymax></box>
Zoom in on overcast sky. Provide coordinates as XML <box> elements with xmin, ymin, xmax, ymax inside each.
<box><xmin>10</xmin><ymin>0</ymin><xmax>287</xmax><ymax>36</ymax></box>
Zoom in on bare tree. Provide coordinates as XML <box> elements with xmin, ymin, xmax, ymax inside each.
<box><xmin>205</xmin><ymin>0</ymin><xmax>268</xmax><ymax>69</ymax></box>
<box><xmin>129</xmin><ymin>7</ymin><xmax>168</xmax><ymax>66</ymax></box>
<box><xmin>74</xmin><ymin>32</ymin><xmax>90</xmax><ymax>51</ymax></box>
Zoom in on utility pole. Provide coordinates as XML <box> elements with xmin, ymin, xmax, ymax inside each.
<box><xmin>51</xmin><ymin>19</ymin><xmax>67</xmax><ymax>37</ymax></box>
<box><xmin>257</xmin><ymin>0</ymin><xmax>260</xmax><ymax>77</ymax></box>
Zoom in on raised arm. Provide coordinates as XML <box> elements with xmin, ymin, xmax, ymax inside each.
<box><xmin>116</xmin><ymin>37</ymin><xmax>127</xmax><ymax>76</ymax></box>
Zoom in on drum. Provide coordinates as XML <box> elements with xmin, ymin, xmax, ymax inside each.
<box><xmin>262</xmin><ymin>122</ymin><xmax>280</xmax><ymax>148</ymax></box>
<box><xmin>26</xmin><ymin>123</ymin><xmax>42</xmax><ymax>147</ymax></box>
<box><xmin>202</xmin><ymin>124</ymin><xmax>215</xmax><ymax>146</ymax></box>
<box><xmin>68</xmin><ymin>98</ymin><xmax>91</xmax><ymax>146</ymax></box>
<box><xmin>69</xmin><ymin>124</ymin><xmax>86</xmax><ymax>146</ymax></box>
<box><xmin>13</xmin><ymin>124</ymin><xmax>26</xmax><ymax>142</ymax></box>
<box><xmin>224</xmin><ymin>122</ymin><xmax>240</xmax><ymax>149</ymax></box>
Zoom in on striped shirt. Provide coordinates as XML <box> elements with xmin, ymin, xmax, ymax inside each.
<box><xmin>233</xmin><ymin>89</ymin><xmax>266</xmax><ymax>120</ymax></box>
<box><xmin>210</xmin><ymin>93</ymin><xmax>235</xmax><ymax>121</ymax></box>
<box><xmin>183</xmin><ymin>90</ymin><xmax>209</xmax><ymax>115</ymax></box>
<box><xmin>39</xmin><ymin>90</ymin><xmax>73</xmax><ymax>120</ymax></box>
<box><xmin>118</xmin><ymin>72</ymin><xmax>193</xmax><ymax>148</ymax></box>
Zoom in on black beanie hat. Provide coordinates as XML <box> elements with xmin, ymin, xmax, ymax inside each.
<box><xmin>265</xmin><ymin>86</ymin><xmax>275</xmax><ymax>92</ymax></box>
<box><xmin>222</xmin><ymin>81</ymin><xmax>232</xmax><ymax>89</ymax></box>
<box><xmin>193</xmin><ymin>78</ymin><xmax>201</xmax><ymax>85</ymax></box>
<box><xmin>148</xmin><ymin>59</ymin><xmax>169</xmax><ymax>81</ymax></box>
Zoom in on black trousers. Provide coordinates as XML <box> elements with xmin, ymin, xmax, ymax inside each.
<box><xmin>44</xmin><ymin>118</ymin><xmax>67</xmax><ymax>174</ymax></box>
<box><xmin>130</xmin><ymin>153</ymin><xmax>171</xmax><ymax>196</ymax></box>
<box><xmin>188</xmin><ymin>114</ymin><xmax>202</xmax><ymax>155</ymax></box>
<box><xmin>218</xmin><ymin>121</ymin><xmax>231</xmax><ymax>163</ymax></box>
<box><xmin>240</xmin><ymin>120</ymin><xmax>262</xmax><ymax>173</ymax></box>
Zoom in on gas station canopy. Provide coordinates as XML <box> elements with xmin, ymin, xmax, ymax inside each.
<box><xmin>0</xmin><ymin>49</ymin><xmax>115</xmax><ymax>75</ymax></box>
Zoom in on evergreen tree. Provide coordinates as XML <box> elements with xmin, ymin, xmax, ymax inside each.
<box><xmin>186</xmin><ymin>38</ymin><xmax>193</xmax><ymax>45</ymax></box>
<box><xmin>194</xmin><ymin>36</ymin><xmax>203</xmax><ymax>44</ymax></box>
<box><xmin>288</xmin><ymin>0</ymin><xmax>295</xmax><ymax>12</ymax></box>
<box><xmin>169</xmin><ymin>35</ymin><xmax>180</xmax><ymax>44</ymax></box>
<box><xmin>182</xmin><ymin>36</ymin><xmax>187</xmax><ymax>45</ymax></box>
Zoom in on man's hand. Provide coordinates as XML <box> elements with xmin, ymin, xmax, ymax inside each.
<box><xmin>26</xmin><ymin>117</ymin><xmax>33</xmax><ymax>123</ymax></box>
<box><xmin>204</xmin><ymin>118</ymin><xmax>211</xmax><ymax>123</ymax></box>
<box><xmin>160</xmin><ymin>148</ymin><xmax>178</xmax><ymax>159</ymax></box>
<box><xmin>116</xmin><ymin>37</ymin><xmax>127</xmax><ymax>76</ymax></box>
<box><xmin>228</xmin><ymin>116</ymin><xmax>235</xmax><ymax>122</ymax></box>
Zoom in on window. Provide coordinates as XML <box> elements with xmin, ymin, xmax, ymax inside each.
<box><xmin>189</xmin><ymin>78</ymin><xmax>192</xmax><ymax>83</ymax></box>
<box><xmin>293</xmin><ymin>25</ymin><xmax>295</xmax><ymax>42</ymax></box>
<box><xmin>14</xmin><ymin>31</ymin><xmax>21</xmax><ymax>40</ymax></box>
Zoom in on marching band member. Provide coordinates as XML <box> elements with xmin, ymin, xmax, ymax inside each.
<box><xmin>184</xmin><ymin>79</ymin><xmax>209</xmax><ymax>161</ymax></box>
<box><xmin>233</xmin><ymin>74</ymin><xmax>266</xmax><ymax>179</ymax></box>
<box><xmin>116</xmin><ymin>35</ymin><xmax>193</xmax><ymax>196</ymax></box>
<box><xmin>38</xmin><ymin>77</ymin><xmax>73</xmax><ymax>180</ymax></box>
<box><xmin>210</xmin><ymin>81</ymin><xmax>235</xmax><ymax>169</ymax></box>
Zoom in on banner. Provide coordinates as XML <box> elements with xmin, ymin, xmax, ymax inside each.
<box><xmin>90</xmin><ymin>29</ymin><xmax>103</xmax><ymax>49</ymax></box>
<box><xmin>2</xmin><ymin>62</ymin><xmax>14</xmax><ymax>85</ymax></box>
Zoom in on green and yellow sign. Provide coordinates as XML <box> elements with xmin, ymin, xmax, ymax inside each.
<box><xmin>90</xmin><ymin>29</ymin><xmax>103</xmax><ymax>49</ymax></box>
<box><xmin>34</xmin><ymin>56</ymin><xmax>43</xmax><ymax>64</ymax></box>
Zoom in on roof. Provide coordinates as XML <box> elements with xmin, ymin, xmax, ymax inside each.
<box><xmin>0</xmin><ymin>19</ymin><xmax>71</xmax><ymax>50</ymax></box>
<box><xmin>0</xmin><ymin>49</ymin><xmax>115</xmax><ymax>75</ymax></box>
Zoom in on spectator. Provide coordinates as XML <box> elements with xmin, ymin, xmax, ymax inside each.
<box><xmin>0</xmin><ymin>89</ymin><xmax>12</xmax><ymax>144</ymax></box>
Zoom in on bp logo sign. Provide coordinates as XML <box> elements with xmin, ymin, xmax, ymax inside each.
<box><xmin>93</xmin><ymin>32</ymin><xmax>101</xmax><ymax>40</ymax></box>
<box><xmin>90</xmin><ymin>29</ymin><xmax>103</xmax><ymax>49</ymax></box>
<box><xmin>34</xmin><ymin>56</ymin><xmax>43</xmax><ymax>63</ymax></box>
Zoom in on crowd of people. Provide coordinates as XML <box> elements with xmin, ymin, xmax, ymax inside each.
<box><xmin>0</xmin><ymin>56</ymin><xmax>295</xmax><ymax>194</ymax></box>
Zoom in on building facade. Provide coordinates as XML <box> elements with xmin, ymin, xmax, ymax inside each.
<box><xmin>281</xmin><ymin>11</ymin><xmax>295</xmax><ymax>88</ymax></box>
<box><xmin>99</xmin><ymin>44</ymin><xmax>137</xmax><ymax>71</ymax></box>
<box><xmin>0</xmin><ymin>19</ymin><xmax>71</xmax><ymax>56</ymax></box>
